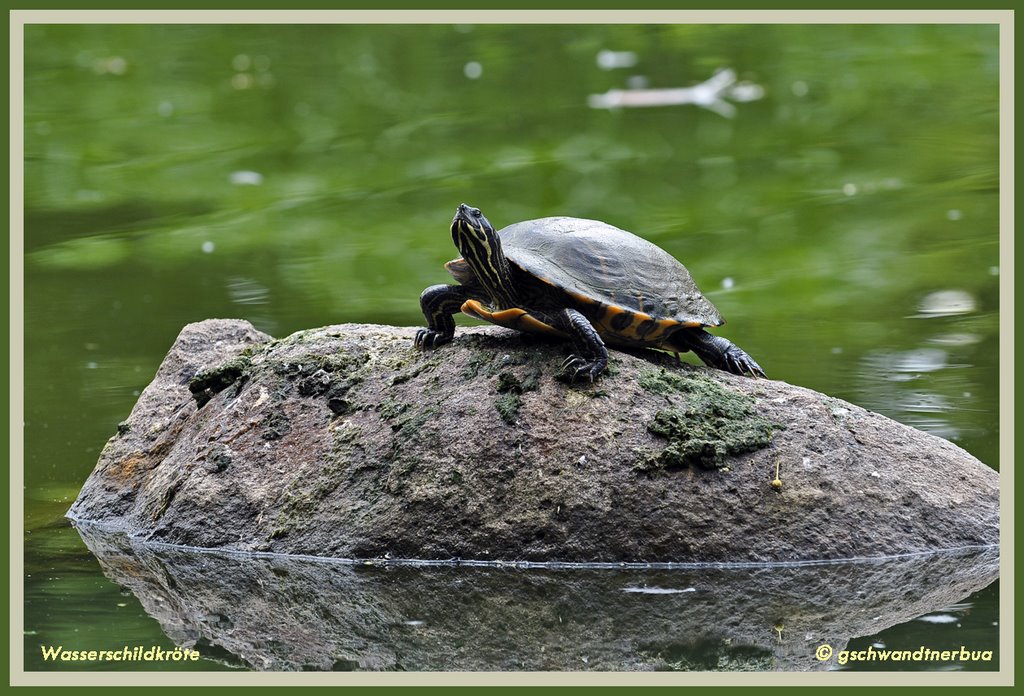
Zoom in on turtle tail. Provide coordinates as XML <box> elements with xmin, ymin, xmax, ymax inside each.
<box><xmin>665</xmin><ymin>329</ymin><xmax>766</xmax><ymax>378</ymax></box>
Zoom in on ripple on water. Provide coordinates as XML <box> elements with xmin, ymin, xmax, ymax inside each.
<box><xmin>915</xmin><ymin>289</ymin><xmax>977</xmax><ymax>318</ymax></box>
<box><xmin>927</xmin><ymin>333</ymin><xmax>982</xmax><ymax>347</ymax></box>
<box><xmin>855</xmin><ymin>349</ymin><xmax>964</xmax><ymax>441</ymax></box>
<box><xmin>227</xmin><ymin>276</ymin><xmax>270</xmax><ymax>306</ymax></box>
<box><xmin>891</xmin><ymin>348</ymin><xmax>948</xmax><ymax>376</ymax></box>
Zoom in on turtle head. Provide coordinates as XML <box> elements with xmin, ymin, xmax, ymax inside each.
<box><xmin>451</xmin><ymin>204</ymin><xmax>494</xmax><ymax>247</ymax></box>
<box><xmin>450</xmin><ymin>203</ymin><xmax>516</xmax><ymax>309</ymax></box>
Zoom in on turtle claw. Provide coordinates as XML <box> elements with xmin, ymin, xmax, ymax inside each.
<box><xmin>560</xmin><ymin>354</ymin><xmax>606</xmax><ymax>383</ymax></box>
<box><xmin>739</xmin><ymin>356</ymin><xmax>767</xmax><ymax>379</ymax></box>
<box><xmin>414</xmin><ymin>328</ymin><xmax>453</xmax><ymax>350</ymax></box>
<box><xmin>725</xmin><ymin>348</ymin><xmax>766</xmax><ymax>379</ymax></box>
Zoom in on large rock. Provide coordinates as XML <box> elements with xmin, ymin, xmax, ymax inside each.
<box><xmin>68</xmin><ymin>319</ymin><xmax>999</xmax><ymax>563</ymax></box>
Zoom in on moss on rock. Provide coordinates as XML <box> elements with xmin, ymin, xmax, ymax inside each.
<box><xmin>494</xmin><ymin>365</ymin><xmax>542</xmax><ymax>424</ymax></box>
<box><xmin>495</xmin><ymin>392</ymin><xmax>522</xmax><ymax>425</ymax></box>
<box><xmin>188</xmin><ymin>354</ymin><xmax>253</xmax><ymax>408</ymax></box>
<box><xmin>639</xmin><ymin>368</ymin><xmax>778</xmax><ymax>470</ymax></box>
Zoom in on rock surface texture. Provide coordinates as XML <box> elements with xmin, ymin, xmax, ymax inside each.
<box><xmin>69</xmin><ymin>319</ymin><xmax>1000</xmax><ymax>563</ymax></box>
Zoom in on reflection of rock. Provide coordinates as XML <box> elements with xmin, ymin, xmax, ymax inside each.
<box><xmin>75</xmin><ymin>524</ymin><xmax>999</xmax><ymax>672</ymax></box>
<box><xmin>68</xmin><ymin>319</ymin><xmax>998</xmax><ymax>564</ymax></box>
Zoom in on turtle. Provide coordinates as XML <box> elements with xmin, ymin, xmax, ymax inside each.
<box><xmin>414</xmin><ymin>203</ymin><xmax>765</xmax><ymax>381</ymax></box>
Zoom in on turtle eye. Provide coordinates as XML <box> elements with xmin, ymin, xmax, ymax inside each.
<box><xmin>471</xmin><ymin>208</ymin><xmax>481</xmax><ymax>218</ymax></box>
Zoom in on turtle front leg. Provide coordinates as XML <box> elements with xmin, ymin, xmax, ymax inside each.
<box><xmin>556</xmin><ymin>308</ymin><xmax>608</xmax><ymax>382</ymax></box>
<box><xmin>415</xmin><ymin>284</ymin><xmax>472</xmax><ymax>349</ymax></box>
<box><xmin>671</xmin><ymin>328</ymin><xmax>766</xmax><ymax>378</ymax></box>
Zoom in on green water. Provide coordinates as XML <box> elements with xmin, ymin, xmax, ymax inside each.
<box><xmin>23</xmin><ymin>23</ymin><xmax>1000</xmax><ymax>672</ymax></box>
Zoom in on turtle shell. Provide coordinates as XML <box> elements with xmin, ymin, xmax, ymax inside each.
<box><xmin>499</xmin><ymin>217</ymin><xmax>724</xmax><ymax>336</ymax></box>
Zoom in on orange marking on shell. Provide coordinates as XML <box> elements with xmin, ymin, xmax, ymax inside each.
<box><xmin>646</xmin><ymin>318</ymin><xmax>678</xmax><ymax>341</ymax></box>
<box><xmin>616</xmin><ymin>310</ymin><xmax>655</xmax><ymax>340</ymax></box>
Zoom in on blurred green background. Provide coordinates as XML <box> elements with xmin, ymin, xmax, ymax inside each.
<box><xmin>23</xmin><ymin>23</ymin><xmax>1000</xmax><ymax>671</ymax></box>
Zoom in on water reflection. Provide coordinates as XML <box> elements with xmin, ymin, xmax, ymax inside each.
<box><xmin>915</xmin><ymin>290</ymin><xmax>977</xmax><ymax>318</ymax></box>
<box><xmin>927</xmin><ymin>333</ymin><xmax>982</xmax><ymax>347</ymax></box>
<box><xmin>588</xmin><ymin>67</ymin><xmax>765</xmax><ymax>118</ymax></box>
<box><xmin>229</xmin><ymin>170</ymin><xmax>264</xmax><ymax>187</ymax></box>
<box><xmin>850</xmin><ymin>276</ymin><xmax>992</xmax><ymax>444</ymax></box>
<box><xmin>856</xmin><ymin>347</ymin><xmax>977</xmax><ymax>441</ymax></box>
<box><xmin>891</xmin><ymin>348</ymin><xmax>949</xmax><ymax>377</ymax></box>
<box><xmin>226</xmin><ymin>276</ymin><xmax>270</xmax><ymax>305</ymax></box>
<box><xmin>595</xmin><ymin>49</ymin><xmax>638</xmax><ymax>70</ymax></box>
<box><xmin>74</xmin><ymin>523</ymin><xmax>997</xmax><ymax>673</ymax></box>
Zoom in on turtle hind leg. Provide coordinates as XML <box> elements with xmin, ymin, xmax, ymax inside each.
<box><xmin>416</xmin><ymin>284</ymin><xmax>472</xmax><ymax>349</ymax></box>
<box><xmin>668</xmin><ymin>328</ymin><xmax>766</xmax><ymax>378</ymax></box>
<box><xmin>555</xmin><ymin>308</ymin><xmax>608</xmax><ymax>382</ymax></box>
<box><xmin>460</xmin><ymin>300</ymin><xmax>568</xmax><ymax>339</ymax></box>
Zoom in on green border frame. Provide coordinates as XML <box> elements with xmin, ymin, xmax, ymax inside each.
<box><xmin>4</xmin><ymin>1</ymin><xmax>1016</xmax><ymax>690</ymax></box>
